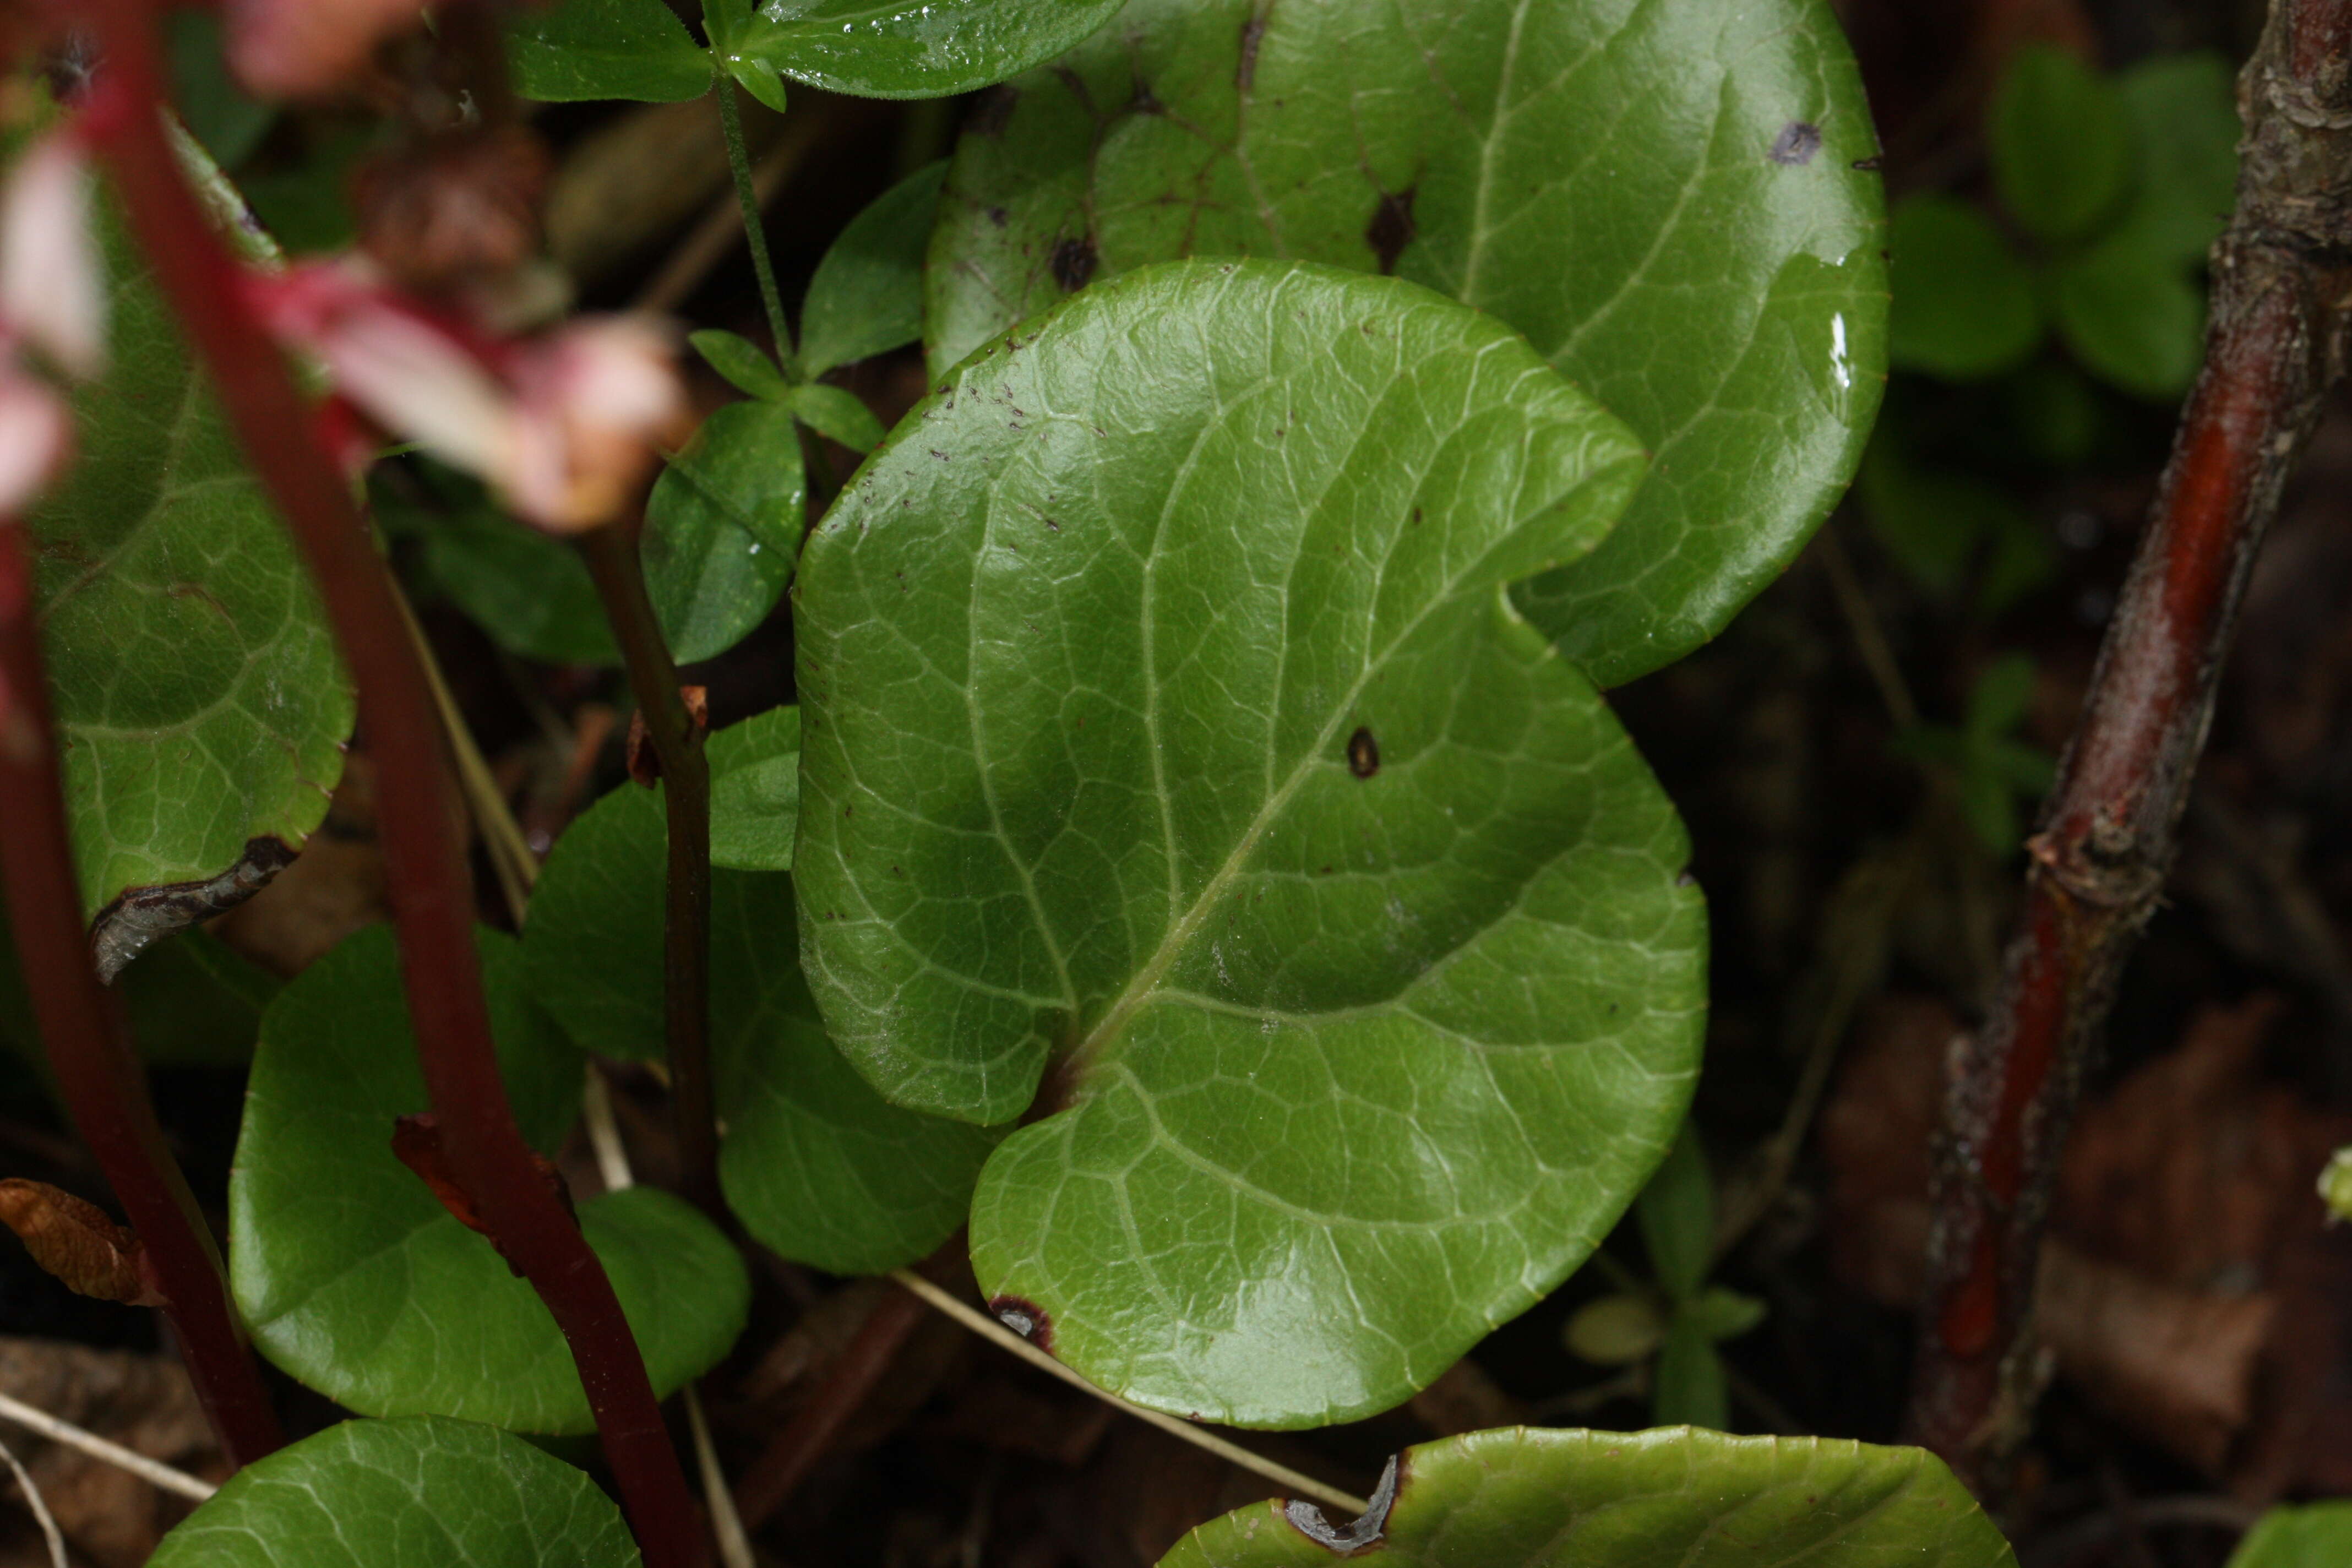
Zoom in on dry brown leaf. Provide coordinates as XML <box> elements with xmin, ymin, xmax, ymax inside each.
<box><xmin>0</xmin><ymin>1182</ymin><xmax>161</xmax><ymax>1308</ymax></box>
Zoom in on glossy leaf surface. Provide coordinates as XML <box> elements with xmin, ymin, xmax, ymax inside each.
<box><xmin>2230</xmin><ymin>1502</ymin><xmax>2352</xmax><ymax>1568</ymax></box>
<box><xmin>230</xmin><ymin>926</ymin><xmax>746</xmax><ymax>1433</ymax></box>
<box><xmin>927</xmin><ymin>0</ymin><xmax>1888</xmax><ymax>685</ymax></box>
<box><xmin>1161</xmin><ymin>1428</ymin><xmax>2014</xmax><ymax>1568</ymax></box>
<box><xmin>644</xmin><ymin>401</ymin><xmax>805</xmax><ymax>663</ymax></box>
<box><xmin>707</xmin><ymin>0</ymin><xmax>1125</xmax><ymax>101</ymax></box>
<box><xmin>799</xmin><ymin>260</ymin><xmax>1705</xmax><ymax>1424</ymax></box>
<box><xmin>149</xmin><ymin>1417</ymin><xmax>641</xmax><ymax>1568</ymax></box>
<box><xmin>505</xmin><ymin>0</ymin><xmax>715</xmax><ymax>103</ymax></box>
<box><xmin>801</xmin><ymin>160</ymin><xmax>948</xmax><ymax>378</ymax></box>
<box><xmin>525</xmin><ymin>719</ymin><xmax>997</xmax><ymax>1271</ymax></box>
<box><xmin>31</xmin><ymin>206</ymin><xmax>352</xmax><ymax>917</ymax></box>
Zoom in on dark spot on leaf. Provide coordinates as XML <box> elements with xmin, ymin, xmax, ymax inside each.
<box><xmin>987</xmin><ymin>205</ymin><xmax>1010</xmax><ymax>228</ymax></box>
<box><xmin>1366</xmin><ymin>187</ymin><xmax>1416</xmax><ymax>274</ymax></box>
<box><xmin>1050</xmin><ymin>234</ymin><xmax>1099</xmax><ymax>293</ymax></box>
<box><xmin>1285</xmin><ymin>1455</ymin><xmax>1399</xmax><ymax>1556</ymax></box>
<box><xmin>1768</xmin><ymin>121</ymin><xmax>1822</xmax><ymax>166</ymax></box>
<box><xmin>967</xmin><ymin>85</ymin><xmax>1019</xmax><ymax>137</ymax></box>
<box><xmin>1851</xmin><ymin>154</ymin><xmax>1883</xmax><ymax>171</ymax></box>
<box><xmin>989</xmin><ymin>1295</ymin><xmax>1054</xmax><ymax>1352</ymax></box>
<box><xmin>1131</xmin><ymin>78</ymin><xmax>1163</xmax><ymax>115</ymax></box>
<box><xmin>1347</xmin><ymin>727</ymin><xmax>1380</xmax><ymax>779</ymax></box>
<box><xmin>1238</xmin><ymin>10</ymin><xmax>1268</xmax><ymax>91</ymax></box>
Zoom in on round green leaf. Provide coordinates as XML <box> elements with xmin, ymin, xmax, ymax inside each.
<box><xmin>1885</xmin><ymin>195</ymin><xmax>2041</xmax><ymax>381</ymax></box>
<box><xmin>710</xmin><ymin>0</ymin><xmax>1126</xmax><ymax>101</ymax></box>
<box><xmin>1161</xmin><ymin>1428</ymin><xmax>2015</xmax><ymax>1568</ymax></box>
<box><xmin>505</xmin><ymin>0</ymin><xmax>715</xmax><ymax>104</ymax></box>
<box><xmin>150</xmin><ymin>1416</ymin><xmax>641</xmax><ymax>1568</ymax></box>
<box><xmin>801</xmin><ymin>161</ymin><xmax>950</xmax><ymax>379</ymax></box>
<box><xmin>230</xmin><ymin>924</ymin><xmax>747</xmax><ymax>1433</ymax></box>
<box><xmin>31</xmin><ymin>203</ymin><xmax>352</xmax><ymax>919</ymax></box>
<box><xmin>644</xmin><ymin>400</ymin><xmax>806</xmax><ymax>663</ymax></box>
<box><xmin>1989</xmin><ymin>43</ymin><xmax>2132</xmax><ymax>244</ymax></box>
<box><xmin>524</xmin><ymin>722</ymin><xmax>997</xmax><ymax>1272</ymax></box>
<box><xmin>798</xmin><ymin>260</ymin><xmax>1705</xmax><ymax>1425</ymax></box>
<box><xmin>927</xmin><ymin>0</ymin><xmax>1888</xmax><ymax>687</ymax></box>
<box><xmin>2051</xmin><ymin>236</ymin><xmax>2204</xmax><ymax>400</ymax></box>
<box><xmin>2231</xmin><ymin>1502</ymin><xmax>2352</xmax><ymax>1568</ymax></box>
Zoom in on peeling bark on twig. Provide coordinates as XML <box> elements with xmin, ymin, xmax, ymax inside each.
<box><xmin>1905</xmin><ymin>0</ymin><xmax>2352</xmax><ymax>1491</ymax></box>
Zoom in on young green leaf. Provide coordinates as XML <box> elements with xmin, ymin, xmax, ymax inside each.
<box><xmin>705</xmin><ymin>0</ymin><xmax>1125</xmax><ymax>101</ymax></box>
<box><xmin>149</xmin><ymin>1417</ymin><xmax>642</xmax><ymax>1568</ymax></box>
<box><xmin>1651</xmin><ymin>1317</ymin><xmax>1728</xmax><ymax>1429</ymax></box>
<box><xmin>1886</xmin><ymin>195</ymin><xmax>2042</xmax><ymax>382</ymax></box>
<box><xmin>927</xmin><ymin>0</ymin><xmax>1889</xmax><ymax>687</ymax></box>
<box><xmin>230</xmin><ymin>926</ymin><xmax>747</xmax><ymax>1433</ymax></box>
<box><xmin>691</xmin><ymin>328</ymin><xmax>793</xmax><ymax>402</ymax></box>
<box><xmin>31</xmin><ymin>198</ymin><xmax>352</xmax><ymax>920</ymax></box>
<box><xmin>524</xmin><ymin>720</ymin><xmax>1000</xmax><ymax>1272</ymax></box>
<box><xmin>1635</xmin><ymin>1124</ymin><xmax>1713</xmax><ymax>1305</ymax></box>
<box><xmin>2113</xmin><ymin>53</ymin><xmax>2241</xmax><ymax>268</ymax></box>
<box><xmin>800</xmin><ymin>161</ymin><xmax>948</xmax><ymax>378</ymax></box>
<box><xmin>2229</xmin><ymin>1502</ymin><xmax>2352</xmax><ymax>1568</ymax></box>
<box><xmin>505</xmin><ymin>0</ymin><xmax>716</xmax><ymax>104</ymax></box>
<box><xmin>2051</xmin><ymin>236</ymin><xmax>2205</xmax><ymax>400</ymax></box>
<box><xmin>1159</xmin><ymin>1427</ymin><xmax>2016</xmax><ymax>1568</ymax></box>
<box><xmin>381</xmin><ymin>465</ymin><xmax>620</xmax><ymax>667</ymax></box>
<box><xmin>710</xmin><ymin>705</ymin><xmax>801</xmax><ymax>872</ymax></box>
<box><xmin>644</xmin><ymin>400</ymin><xmax>805</xmax><ymax>663</ymax></box>
<box><xmin>799</xmin><ymin>259</ymin><xmax>1705</xmax><ymax>1425</ymax></box>
<box><xmin>788</xmin><ymin>384</ymin><xmax>888</xmax><ymax>453</ymax></box>
<box><xmin>1989</xmin><ymin>44</ymin><xmax>2132</xmax><ymax>244</ymax></box>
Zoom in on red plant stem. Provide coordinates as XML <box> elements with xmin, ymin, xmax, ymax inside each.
<box><xmin>0</xmin><ymin>525</ymin><xmax>284</xmax><ymax>1468</ymax></box>
<box><xmin>576</xmin><ymin>527</ymin><xmax>718</xmax><ymax>1216</ymax></box>
<box><xmin>78</xmin><ymin>8</ymin><xmax>705</xmax><ymax>1561</ymax></box>
<box><xmin>1905</xmin><ymin>0</ymin><xmax>2352</xmax><ymax>1491</ymax></box>
<box><xmin>733</xmin><ymin>1279</ymin><xmax>925</xmax><ymax>1529</ymax></box>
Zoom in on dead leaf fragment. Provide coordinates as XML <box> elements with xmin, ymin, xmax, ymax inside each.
<box><xmin>0</xmin><ymin>1180</ymin><xmax>162</xmax><ymax>1307</ymax></box>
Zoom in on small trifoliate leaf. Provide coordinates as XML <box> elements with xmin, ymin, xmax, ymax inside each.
<box><xmin>1990</xmin><ymin>44</ymin><xmax>2132</xmax><ymax>243</ymax></box>
<box><xmin>800</xmin><ymin>160</ymin><xmax>948</xmax><ymax>378</ymax></box>
<box><xmin>1636</xmin><ymin>1124</ymin><xmax>1714</xmax><ymax>1304</ymax></box>
<box><xmin>787</xmin><ymin>383</ymin><xmax>886</xmax><ymax>453</ymax></box>
<box><xmin>691</xmin><ymin>329</ymin><xmax>792</xmax><ymax>402</ymax></box>
<box><xmin>1886</xmin><ymin>195</ymin><xmax>2041</xmax><ymax>382</ymax></box>
<box><xmin>2052</xmin><ymin>236</ymin><xmax>2205</xmax><ymax>400</ymax></box>
<box><xmin>149</xmin><ymin>1417</ymin><xmax>641</xmax><ymax>1568</ymax></box>
<box><xmin>1563</xmin><ymin>1294</ymin><xmax>1668</xmax><ymax>1366</ymax></box>
<box><xmin>2114</xmin><ymin>53</ymin><xmax>2240</xmax><ymax>268</ymax></box>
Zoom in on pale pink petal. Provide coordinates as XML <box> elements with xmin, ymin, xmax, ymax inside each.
<box><xmin>0</xmin><ymin>372</ymin><xmax>72</xmax><ymax>516</ymax></box>
<box><xmin>503</xmin><ymin>315</ymin><xmax>685</xmax><ymax>532</ymax></box>
<box><xmin>225</xmin><ymin>0</ymin><xmax>427</xmax><ymax>99</ymax></box>
<box><xmin>1</xmin><ymin>134</ymin><xmax>106</xmax><ymax>381</ymax></box>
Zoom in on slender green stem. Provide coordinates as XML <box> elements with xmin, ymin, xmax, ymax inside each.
<box><xmin>716</xmin><ymin>76</ymin><xmax>798</xmax><ymax>380</ymax></box>
<box><xmin>575</xmin><ymin>527</ymin><xmax>720</xmax><ymax>1217</ymax></box>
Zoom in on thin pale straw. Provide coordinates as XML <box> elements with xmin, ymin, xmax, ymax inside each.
<box><xmin>0</xmin><ymin>1390</ymin><xmax>214</xmax><ymax>1502</ymax></box>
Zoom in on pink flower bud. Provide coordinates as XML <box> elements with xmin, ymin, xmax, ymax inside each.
<box><xmin>502</xmin><ymin>317</ymin><xmax>688</xmax><ymax>532</ymax></box>
<box><xmin>0</xmin><ymin>369</ymin><xmax>72</xmax><ymax>517</ymax></box>
<box><xmin>1</xmin><ymin>133</ymin><xmax>106</xmax><ymax>382</ymax></box>
<box><xmin>225</xmin><ymin>0</ymin><xmax>431</xmax><ymax>99</ymax></box>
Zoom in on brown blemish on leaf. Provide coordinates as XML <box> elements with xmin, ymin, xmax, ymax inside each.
<box><xmin>1347</xmin><ymin>727</ymin><xmax>1380</xmax><ymax>778</ymax></box>
<box><xmin>0</xmin><ymin>1179</ymin><xmax>165</xmax><ymax>1306</ymax></box>
<box><xmin>1366</xmin><ymin>188</ymin><xmax>1416</xmax><ymax>274</ymax></box>
<box><xmin>1050</xmin><ymin>234</ymin><xmax>1099</xmax><ymax>293</ymax></box>
<box><xmin>90</xmin><ymin>835</ymin><xmax>300</xmax><ymax>983</ymax></box>
<box><xmin>1284</xmin><ymin>1453</ymin><xmax>1399</xmax><ymax>1555</ymax></box>
<box><xmin>1238</xmin><ymin>9</ymin><xmax>1268</xmax><ymax>91</ymax></box>
<box><xmin>1768</xmin><ymin>121</ymin><xmax>1822</xmax><ymax>166</ymax></box>
<box><xmin>987</xmin><ymin>1294</ymin><xmax>1054</xmax><ymax>1353</ymax></box>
